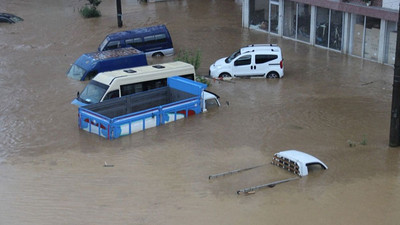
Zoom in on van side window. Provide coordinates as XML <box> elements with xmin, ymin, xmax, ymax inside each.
<box><xmin>126</xmin><ymin>38</ymin><xmax>143</xmax><ymax>47</ymax></box>
<box><xmin>103</xmin><ymin>90</ymin><xmax>119</xmax><ymax>100</ymax></box>
<box><xmin>104</xmin><ymin>41</ymin><xmax>121</xmax><ymax>51</ymax></box>
<box><xmin>255</xmin><ymin>55</ymin><xmax>278</xmax><ymax>64</ymax></box>
<box><xmin>144</xmin><ymin>33</ymin><xmax>167</xmax><ymax>45</ymax></box>
<box><xmin>234</xmin><ymin>55</ymin><xmax>251</xmax><ymax>66</ymax></box>
<box><xmin>121</xmin><ymin>83</ymin><xmax>143</xmax><ymax>96</ymax></box>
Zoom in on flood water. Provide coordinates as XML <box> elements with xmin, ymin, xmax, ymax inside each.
<box><xmin>1</xmin><ymin>0</ymin><xmax>399</xmax><ymax>224</ymax></box>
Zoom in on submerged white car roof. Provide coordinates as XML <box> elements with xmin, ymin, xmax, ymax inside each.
<box><xmin>272</xmin><ymin>150</ymin><xmax>328</xmax><ymax>176</ymax></box>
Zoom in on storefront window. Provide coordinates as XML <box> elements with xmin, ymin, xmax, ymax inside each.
<box><xmin>283</xmin><ymin>1</ymin><xmax>296</xmax><ymax>38</ymax></box>
<box><xmin>249</xmin><ymin>0</ymin><xmax>269</xmax><ymax>32</ymax></box>
<box><xmin>329</xmin><ymin>10</ymin><xmax>343</xmax><ymax>51</ymax></box>
<box><xmin>297</xmin><ymin>4</ymin><xmax>311</xmax><ymax>42</ymax></box>
<box><xmin>385</xmin><ymin>21</ymin><xmax>397</xmax><ymax>65</ymax></box>
<box><xmin>316</xmin><ymin>7</ymin><xmax>329</xmax><ymax>47</ymax></box>
<box><xmin>270</xmin><ymin>3</ymin><xmax>279</xmax><ymax>33</ymax></box>
<box><xmin>364</xmin><ymin>17</ymin><xmax>380</xmax><ymax>61</ymax></box>
<box><xmin>351</xmin><ymin>15</ymin><xmax>364</xmax><ymax>57</ymax></box>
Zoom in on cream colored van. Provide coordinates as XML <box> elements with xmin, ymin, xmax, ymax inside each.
<box><xmin>72</xmin><ymin>61</ymin><xmax>196</xmax><ymax>106</ymax></box>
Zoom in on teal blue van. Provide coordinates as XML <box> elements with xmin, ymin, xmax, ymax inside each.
<box><xmin>98</xmin><ymin>25</ymin><xmax>174</xmax><ymax>57</ymax></box>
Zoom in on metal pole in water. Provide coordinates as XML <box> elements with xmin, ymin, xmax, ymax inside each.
<box><xmin>236</xmin><ymin>177</ymin><xmax>299</xmax><ymax>195</ymax></box>
<box><xmin>208</xmin><ymin>164</ymin><xmax>266</xmax><ymax>180</ymax></box>
<box><xmin>116</xmin><ymin>0</ymin><xmax>123</xmax><ymax>27</ymax></box>
<box><xmin>389</xmin><ymin>4</ymin><xmax>400</xmax><ymax>147</ymax></box>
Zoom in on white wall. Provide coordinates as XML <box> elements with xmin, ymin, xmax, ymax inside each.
<box><xmin>382</xmin><ymin>0</ymin><xmax>400</xmax><ymax>10</ymax></box>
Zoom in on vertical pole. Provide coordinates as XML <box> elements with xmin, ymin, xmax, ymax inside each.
<box><xmin>389</xmin><ymin>5</ymin><xmax>400</xmax><ymax>147</ymax></box>
<box><xmin>116</xmin><ymin>0</ymin><xmax>123</xmax><ymax>28</ymax></box>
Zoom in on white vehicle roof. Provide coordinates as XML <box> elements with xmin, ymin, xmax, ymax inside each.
<box><xmin>93</xmin><ymin>61</ymin><xmax>195</xmax><ymax>85</ymax></box>
<box><xmin>241</xmin><ymin>44</ymin><xmax>281</xmax><ymax>54</ymax></box>
<box><xmin>272</xmin><ymin>150</ymin><xmax>328</xmax><ymax>176</ymax></box>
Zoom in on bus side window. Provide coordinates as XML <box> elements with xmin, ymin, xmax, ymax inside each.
<box><xmin>181</xmin><ymin>74</ymin><xmax>194</xmax><ymax>80</ymax></box>
<box><xmin>121</xmin><ymin>83</ymin><xmax>143</xmax><ymax>96</ymax></box>
<box><xmin>103</xmin><ymin>90</ymin><xmax>119</xmax><ymax>100</ymax></box>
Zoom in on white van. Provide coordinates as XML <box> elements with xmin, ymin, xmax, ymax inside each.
<box><xmin>72</xmin><ymin>61</ymin><xmax>196</xmax><ymax>106</ymax></box>
<box><xmin>209</xmin><ymin>44</ymin><xmax>284</xmax><ymax>79</ymax></box>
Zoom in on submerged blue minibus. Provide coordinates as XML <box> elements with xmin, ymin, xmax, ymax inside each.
<box><xmin>98</xmin><ymin>24</ymin><xmax>174</xmax><ymax>57</ymax></box>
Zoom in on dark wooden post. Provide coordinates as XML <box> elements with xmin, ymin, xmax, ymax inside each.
<box><xmin>116</xmin><ymin>0</ymin><xmax>123</xmax><ymax>27</ymax></box>
<box><xmin>389</xmin><ymin>5</ymin><xmax>400</xmax><ymax>147</ymax></box>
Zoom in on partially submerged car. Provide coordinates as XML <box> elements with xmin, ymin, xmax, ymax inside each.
<box><xmin>272</xmin><ymin>150</ymin><xmax>328</xmax><ymax>176</ymax></box>
<box><xmin>0</xmin><ymin>13</ymin><xmax>23</xmax><ymax>23</ymax></box>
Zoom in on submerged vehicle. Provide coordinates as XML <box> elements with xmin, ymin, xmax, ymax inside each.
<box><xmin>77</xmin><ymin>76</ymin><xmax>220</xmax><ymax>139</ymax></box>
<box><xmin>72</xmin><ymin>61</ymin><xmax>196</xmax><ymax>106</ymax></box>
<box><xmin>67</xmin><ymin>47</ymin><xmax>147</xmax><ymax>81</ymax></box>
<box><xmin>0</xmin><ymin>13</ymin><xmax>23</xmax><ymax>23</ymax></box>
<box><xmin>272</xmin><ymin>150</ymin><xmax>328</xmax><ymax>176</ymax></box>
<box><xmin>98</xmin><ymin>24</ymin><xmax>174</xmax><ymax>57</ymax></box>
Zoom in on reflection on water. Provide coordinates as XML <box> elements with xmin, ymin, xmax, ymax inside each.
<box><xmin>0</xmin><ymin>0</ymin><xmax>399</xmax><ymax>224</ymax></box>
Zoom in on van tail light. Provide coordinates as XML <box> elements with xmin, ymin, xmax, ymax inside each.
<box><xmin>280</xmin><ymin>60</ymin><xmax>283</xmax><ymax>69</ymax></box>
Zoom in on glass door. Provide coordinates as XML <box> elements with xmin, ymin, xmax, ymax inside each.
<box><xmin>269</xmin><ymin>1</ymin><xmax>279</xmax><ymax>34</ymax></box>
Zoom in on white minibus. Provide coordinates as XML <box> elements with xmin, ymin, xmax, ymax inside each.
<box><xmin>72</xmin><ymin>61</ymin><xmax>196</xmax><ymax>106</ymax></box>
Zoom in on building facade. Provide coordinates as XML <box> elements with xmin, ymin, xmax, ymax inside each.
<box><xmin>242</xmin><ymin>0</ymin><xmax>399</xmax><ymax>65</ymax></box>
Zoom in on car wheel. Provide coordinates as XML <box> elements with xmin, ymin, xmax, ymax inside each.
<box><xmin>266</xmin><ymin>72</ymin><xmax>279</xmax><ymax>79</ymax></box>
<box><xmin>219</xmin><ymin>73</ymin><xmax>231</xmax><ymax>78</ymax></box>
<box><xmin>152</xmin><ymin>52</ymin><xmax>164</xmax><ymax>57</ymax></box>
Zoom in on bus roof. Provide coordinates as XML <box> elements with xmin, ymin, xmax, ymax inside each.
<box><xmin>93</xmin><ymin>61</ymin><xmax>195</xmax><ymax>85</ymax></box>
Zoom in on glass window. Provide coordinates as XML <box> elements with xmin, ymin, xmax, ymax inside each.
<box><xmin>270</xmin><ymin>4</ymin><xmax>279</xmax><ymax>34</ymax></box>
<box><xmin>126</xmin><ymin>37</ymin><xmax>143</xmax><ymax>47</ymax></box>
<box><xmin>330</xmin><ymin>10</ymin><xmax>343</xmax><ymax>51</ymax></box>
<box><xmin>79</xmin><ymin>81</ymin><xmax>109</xmax><ymax>104</ymax></box>
<box><xmin>364</xmin><ymin>17</ymin><xmax>381</xmax><ymax>61</ymax></box>
<box><xmin>384</xmin><ymin>21</ymin><xmax>397</xmax><ymax>65</ymax></box>
<box><xmin>297</xmin><ymin>4</ymin><xmax>311</xmax><ymax>42</ymax></box>
<box><xmin>256</xmin><ymin>54</ymin><xmax>278</xmax><ymax>64</ymax></box>
<box><xmin>155</xmin><ymin>33</ymin><xmax>167</xmax><ymax>42</ymax></box>
<box><xmin>234</xmin><ymin>55</ymin><xmax>252</xmax><ymax>66</ymax></box>
<box><xmin>67</xmin><ymin>64</ymin><xmax>86</xmax><ymax>81</ymax></box>
<box><xmin>121</xmin><ymin>83</ymin><xmax>143</xmax><ymax>96</ymax></box>
<box><xmin>103</xmin><ymin>90</ymin><xmax>119</xmax><ymax>101</ymax></box>
<box><xmin>225</xmin><ymin>50</ymin><xmax>241</xmax><ymax>63</ymax></box>
<box><xmin>283</xmin><ymin>1</ymin><xmax>296</xmax><ymax>38</ymax></box>
<box><xmin>249</xmin><ymin>0</ymin><xmax>269</xmax><ymax>32</ymax></box>
<box><xmin>351</xmin><ymin>15</ymin><xmax>365</xmax><ymax>57</ymax></box>
<box><xmin>104</xmin><ymin>40</ymin><xmax>120</xmax><ymax>50</ymax></box>
<box><xmin>144</xmin><ymin>35</ymin><xmax>155</xmax><ymax>43</ymax></box>
<box><xmin>316</xmin><ymin>7</ymin><xmax>329</xmax><ymax>47</ymax></box>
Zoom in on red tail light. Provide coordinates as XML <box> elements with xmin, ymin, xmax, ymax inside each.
<box><xmin>280</xmin><ymin>60</ymin><xmax>283</xmax><ymax>69</ymax></box>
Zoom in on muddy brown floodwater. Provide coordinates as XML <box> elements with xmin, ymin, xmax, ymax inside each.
<box><xmin>0</xmin><ymin>0</ymin><xmax>399</xmax><ymax>224</ymax></box>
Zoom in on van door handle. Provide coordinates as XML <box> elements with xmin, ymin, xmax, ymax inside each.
<box><xmin>254</xmin><ymin>65</ymin><xmax>256</xmax><ymax>69</ymax></box>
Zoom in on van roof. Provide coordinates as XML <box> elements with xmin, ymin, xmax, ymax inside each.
<box><xmin>93</xmin><ymin>61</ymin><xmax>195</xmax><ymax>85</ymax></box>
<box><xmin>84</xmin><ymin>47</ymin><xmax>143</xmax><ymax>60</ymax></box>
<box><xmin>241</xmin><ymin>44</ymin><xmax>281</xmax><ymax>54</ymax></box>
<box><xmin>106</xmin><ymin>24</ymin><xmax>168</xmax><ymax>40</ymax></box>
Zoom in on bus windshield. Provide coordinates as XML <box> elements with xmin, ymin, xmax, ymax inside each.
<box><xmin>78</xmin><ymin>80</ymin><xmax>109</xmax><ymax>104</ymax></box>
<box><xmin>225</xmin><ymin>50</ymin><xmax>241</xmax><ymax>63</ymax></box>
<box><xmin>67</xmin><ymin>64</ymin><xmax>87</xmax><ymax>81</ymax></box>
